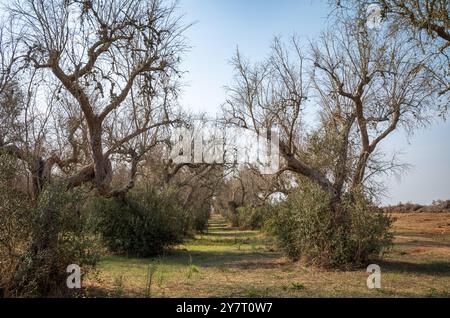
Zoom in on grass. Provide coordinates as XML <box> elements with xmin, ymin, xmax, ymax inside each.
<box><xmin>84</xmin><ymin>213</ymin><xmax>450</xmax><ymax>298</ymax></box>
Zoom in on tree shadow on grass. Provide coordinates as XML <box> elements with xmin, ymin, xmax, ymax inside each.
<box><xmin>396</xmin><ymin>240</ymin><xmax>450</xmax><ymax>249</ymax></box>
<box><xmin>161</xmin><ymin>248</ymin><xmax>282</xmax><ymax>269</ymax></box>
<box><xmin>380</xmin><ymin>260</ymin><xmax>450</xmax><ymax>277</ymax></box>
<box><xmin>194</xmin><ymin>237</ymin><xmax>264</xmax><ymax>246</ymax></box>
<box><xmin>208</xmin><ymin>225</ymin><xmax>246</xmax><ymax>231</ymax></box>
<box><xmin>206</xmin><ymin>231</ymin><xmax>258</xmax><ymax>238</ymax></box>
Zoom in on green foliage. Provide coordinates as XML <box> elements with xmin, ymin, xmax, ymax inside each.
<box><xmin>290</xmin><ymin>282</ymin><xmax>306</xmax><ymax>291</ymax></box>
<box><xmin>189</xmin><ymin>206</ymin><xmax>211</xmax><ymax>234</ymax></box>
<box><xmin>0</xmin><ymin>157</ymin><xmax>33</xmax><ymax>292</ymax></box>
<box><xmin>221</xmin><ymin>201</ymin><xmax>240</xmax><ymax>227</ymax></box>
<box><xmin>91</xmin><ymin>186</ymin><xmax>185</xmax><ymax>257</ymax></box>
<box><xmin>268</xmin><ymin>182</ymin><xmax>393</xmax><ymax>268</ymax></box>
<box><xmin>237</xmin><ymin>204</ymin><xmax>273</xmax><ymax>230</ymax></box>
<box><xmin>9</xmin><ymin>182</ymin><xmax>99</xmax><ymax>297</ymax></box>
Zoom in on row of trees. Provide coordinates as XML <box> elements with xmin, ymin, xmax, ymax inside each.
<box><xmin>0</xmin><ymin>0</ymin><xmax>448</xmax><ymax>296</ymax></box>
<box><xmin>218</xmin><ymin>0</ymin><xmax>447</xmax><ymax>227</ymax></box>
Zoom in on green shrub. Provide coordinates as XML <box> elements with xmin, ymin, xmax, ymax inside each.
<box><xmin>223</xmin><ymin>201</ymin><xmax>240</xmax><ymax>227</ymax></box>
<box><xmin>190</xmin><ymin>206</ymin><xmax>211</xmax><ymax>234</ymax></box>
<box><xmin>91</xmin><ymin>186</ymin><xmax>185</xmax><ymax>257</ymax></box>
<box><xmin>268</xmin><ymin>182</ymin><xmax>393</xmax><ymax>268</ymax></box>
<box><xmin>237</xmin><ymin>204</ymin><xmax>273</xmax><ymax>230</ymax></box>
<box><xmin>9</xmin><ymin>182</ymin><xmax>99</xmax><ymax>297</ymax></box>
<box><xmin>0</xmin><ymin>157</ymin><xmax>33</xmax><ymax>293</ymax></box>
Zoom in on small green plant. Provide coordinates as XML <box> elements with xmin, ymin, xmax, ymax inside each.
<box><xmin>290</xmin><ymin>282</ymin><xmax>306</xmax><ymax>291</ymax></box>
<box><xmin>427</xmin><ymin>288</ymin><xmax>450</xmax><ymax>298</ymax></box>
<box><xmin>186</xmin><ymin>254</ymin><xmax>200</xmax><ymax>280</ymax></box>
<box><xmin>187</xmin><ymin>265</ymin><xmax>200</xmax><ymax>280</ymax></box>
<box><xmin>157</xmin><ymin>271</ymin><xmax>166</xmax><ymax>296</ymax></box>
<box><xmin>145</xmin><ymin>263</ymin><xmax>158</xmax><ymax>298</ymax></box>
<box><xmin>245</xmin><ymin>286</ymin><xmax>269</xmax><ymax>298</ymax></box>
<box><xmin>218</xmin><ymin>266</ymin><xmax>231</xmax><ymax>273</ymax></box>
<box><xmin>112</xmin><ymin>275</ymin><xmax>125</xmax><ymax>298</ymax></box>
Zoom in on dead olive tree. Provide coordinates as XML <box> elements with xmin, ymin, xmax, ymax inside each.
<box><xmin>336</xmin><ymin>0</ymin><xmax>450</xmax><ymax>44</ymax></box>
<box><xmin>335</xmin><ymin>0</ymin><xmax>449</xmax><ymax>97</ymax></box>
<box><xmin>3</xmin><ymin>0</ymin><xmax>188</xmax><ymax>197</ymax></box>
<box><xmin>224</xmin><ymin>16</ymin><xmax>443</xmax><ymax>267</ymax></box>
<box><xmin>311</xmin><ymin>17</ymin><xmax>444</xmax><ymax>196</ymax></box>
<box><xmin>0</xmin><ymin>0</ymin><xmax>189</xmax><ymax>296</ymax></box>
<box><xmin>226</xmin><ymin>11</ymin><xmax>443</xmax><ymax>205</ymax></box>
<box><xmin>225</xmin><ymin>38</ymin><xmax>340</xmax><ymax>201</ymax></box>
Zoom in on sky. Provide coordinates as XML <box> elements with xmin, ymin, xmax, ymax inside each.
<box><xmin>177</xmin><ymin>0</ymin><xmax>450</xmax><ymax>205</ymax></box>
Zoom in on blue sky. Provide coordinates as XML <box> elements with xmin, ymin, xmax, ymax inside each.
<box><xmin>179</xmin><ymin>0</ymin><xmax>329</xmax><ymax>113</ymax></box>
<box><xmin>178</xmin><ymin>0</ymin><xmax>450</xmax><ymax>205</ymax></box>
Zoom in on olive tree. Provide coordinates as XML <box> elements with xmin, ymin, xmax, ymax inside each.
<box><xmin>1</xmin><ymin>0</ymin><xmax>188</xmax><ymax>197</ymax></box>
<box><xmin>0</xmin><ymin>0</ymin><xmax>189</xmax><ymax>296</ymax></box>
<box><xmin>335</xmin><ymin>0</ymin><xmax>449</xmax><ymax>97</ymax></box>
<box><xmin>226</xmin><ymin>14</ymin><xmax>443</xmax><ymax>205</ymax></box>
<box><xmin>223</xmin><ymin>13</ymin><xmax>444</xmax><ymax>266</ymax></box>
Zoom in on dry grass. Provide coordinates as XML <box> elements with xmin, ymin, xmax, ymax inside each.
<box><xmin>84</xmin><ymin>213</ymin><xmax>450</xmax><ymax>298</ymax></box>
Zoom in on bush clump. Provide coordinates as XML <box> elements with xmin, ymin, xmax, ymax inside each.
<box><xmin>268</xmin><ymin>182</ymin><xmax>393</xmax><ymax>268</ymax></box>
<box><xmin>0</xmin><ymin>157</ymin><xmax>33</xmax><ymax>294</ymax></box>
<box><xmin>189</xmin><ymin>206</ymin><xmax>211</xmax><ymax>234</ymax></box>
<box><xmin>91</xmin><ymin>186</ymin><xmax>185</xmax><ymax>257</ymax></box>
<box><xmin>237</xmin><ymin>204</ymin><xmax>273</xmax><ymax>230</ymax></box>
<box><xmin>9</xmin><ymin>182</ymin><xmax>99</xmax><ymax>297</ymax></box>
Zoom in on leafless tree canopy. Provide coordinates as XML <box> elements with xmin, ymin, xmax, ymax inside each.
<box><xmin>224</xmin><ymin>11</ymin><xmax>445</xmax><ymax>203</ymax></box>
<box><xmin>1</xmin><ymin>0</ymin><xmax>189</xmax><ymax>197</ymax></box>
<box><xmin>335</xmin><ymin>0</ymin><xmax>450</xmax><ymax>97</ymax></box>
<box><xmin>0</xmin><ymin>0</ymin><xmax>448</xmax><ymax>208</ymax></box>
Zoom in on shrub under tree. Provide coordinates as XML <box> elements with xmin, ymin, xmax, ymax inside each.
<box><xmin>91</xmin><ymin>186</ymin><xmax>186</xmax><ymax>257</ymax></box>
<box><xmin>268</xmin><ymin>182</ymin><xmax>393</xmax><ymax>268</ymax></box>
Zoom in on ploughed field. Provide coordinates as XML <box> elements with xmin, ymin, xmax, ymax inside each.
<box><xmin>85</xmin><ymin>212</ymin><xmax>450</xmax><ymax>298</ymax></box>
